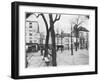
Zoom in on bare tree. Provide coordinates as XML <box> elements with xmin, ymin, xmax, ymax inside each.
<box><xmin>36</xmin><ymin>13</ymin><xmax>51</xmax><ymax>57</ymax></box>
<box><xmin>49</xmin><ymin>14</ymin><xmax>61</xmax><ymax>66</ymax></box>
<box><xmin>72</xmin><ymin>15</ymin><xmax>89</xmax><ymax>51</ymax></box>
<box><xmin>36</xmin><ymin>13</ymin><xmax>61</xmax><ymax>66</ymax></box>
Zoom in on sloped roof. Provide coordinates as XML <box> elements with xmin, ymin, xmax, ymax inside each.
<box><xmin>78</xmin><ymin>26</ymin><xmax>89</xmax><ymax>32</ymax></box>
<box><xmin>26</xmin><ymin>13</ymin><xmax>33</xmax><ymax>18</ymax></box>
<box><xmin>26</xmin><ymin>14</ymin><xmax>38</xmax><ymax>21</ymax></box>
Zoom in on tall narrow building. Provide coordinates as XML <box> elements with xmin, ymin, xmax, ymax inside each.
<box><xmin>25</xmin><ymin>21</ymin><xmax>40</xmax><ymax>44</ymax></box>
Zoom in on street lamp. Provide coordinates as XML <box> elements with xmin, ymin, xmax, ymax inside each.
<box><xmin>61</xmin><ymin>30</ymin><xmax>64</xmax><ymax>52</ymax></box>
<box><xmin>71</xmin><ymin>24</ymin><xmax>73</xmax><ymax>55</ymax></box>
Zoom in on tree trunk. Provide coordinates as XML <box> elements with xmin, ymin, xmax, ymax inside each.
<box><xmin>71</xmin><ymin>33</ymin><xmax>73</xmax><ymax>55</ymax></box>
<box><xmin>75</xmin><ymin>36</ymin><xmax>78</xmax><ymax>51</ymax></box>
<box><xmin>51</xmin><ymin>27</ymin><xmax>57</xmax><ymax>66</ymax></box>
<box><xmin>44</xmin><ymin>32</ymin><xmax>49</xmax><ymax>57</ymax></box>
<box><xmin>49</xmin><ymin>14</ymin><xmax>57</xmax><ymax>66</ymax></box>
<box><xmin>61</xmin><ymin>33</ymin><xmax>63</xmax><ymax>52</ymax></box>
<box><xmin>39</xmin><ymin>14</ymin><xmax>50</xmax><ymax>57</ymax></box>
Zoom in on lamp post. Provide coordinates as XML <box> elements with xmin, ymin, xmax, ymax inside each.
<box><xmin>61</xmin><ymin>30</ymin><xmax>63</xmax><ymax>52</ymax></box>
<box><xmin>71</xmin><ymin>24</ymin><xmax>73</xmax><ymax>55</ymax></box>
<box><xmin>56</xmin><ymin>28</ymin><xmax>59</xmax><ymax>50</ymax></box>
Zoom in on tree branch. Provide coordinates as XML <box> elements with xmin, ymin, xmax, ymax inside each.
<box><xmin>53</xmin><ymin>14</ymin><xmax>61</xmax><ymax>23</ymax></box>
<box><xmin>32</xmin><ymin>13</ymin><xmax>40</xmax><ymax>18</ymax></box>
<box><xmin>34</xmin><ymin>13</ymin><xmax>49</xmax><ymax>32</ymax></box>
<box><xmin>77</xmin><ymin>20</ymin><xmax>84</xmax><ymax>26</ymax></box>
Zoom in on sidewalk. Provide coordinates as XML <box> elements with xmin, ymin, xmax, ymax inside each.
<box><xmin>27</xmin><ymin>51</ymin><xmax>46</xmax><ymax>68</ymax></box>
<box><xmin>57</xmin><ymin>49</ymin><xmax>89</xmax><ymax>66</ymax></box>
<box><xmin>27</xmin><ymin>49</ymin><xmax>89</xmax><ymax>68</ymax></box>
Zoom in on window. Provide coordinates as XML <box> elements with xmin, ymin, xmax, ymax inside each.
<box><xmin>30</xmin><ymin>40</ymin><xmax>32</xmax><ymax>43</ymax></box>
<box><xmin>29</xmin><ymin>22</ymin><xmax>32</xmax><ymax>28</ymax></box>
<box><xmin>29</xmin><ymin>22</ymin><xmax>32</xmax><ymax>24</ymax></box>
<box><xmin>29</xmin><ymin>26</ymin><xmax>32</xmax><ymax>28</ymax></box>
<box><xmin>29</xmin><ymin>33</ymin><xmax>32</xmax><ymax>36</ymax></box>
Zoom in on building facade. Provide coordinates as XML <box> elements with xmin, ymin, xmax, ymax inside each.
<box><xmin>25</xmin><ymin>21</ymin><xmax>40</xmax><ymax>44</ymax></box>
<box><xmin>25</xmin><ymin>21</ymin><xmax>41</xmax><ymax>52</ymax></box>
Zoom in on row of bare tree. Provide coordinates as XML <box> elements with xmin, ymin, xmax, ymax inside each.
<box><xmin>36</xmin><ymin>14</ymin><xmax>89</xmax><ymax>66</ymax></box>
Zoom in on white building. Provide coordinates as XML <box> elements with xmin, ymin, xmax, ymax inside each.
<box><xmin>55</xmin><ymin>33</ymin><xmax>76</xmax><ymax>49</ymax></box>
<box><xmin>25</xmin><ymin>21</ymin><xmax>40</xmax><ymax>44</ymax></box>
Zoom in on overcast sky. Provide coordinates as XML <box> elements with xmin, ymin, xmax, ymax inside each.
<box><xmin>26</xmin><ymin>13</ymin><xmax>89</xmax><ymax>35</ymax></box>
